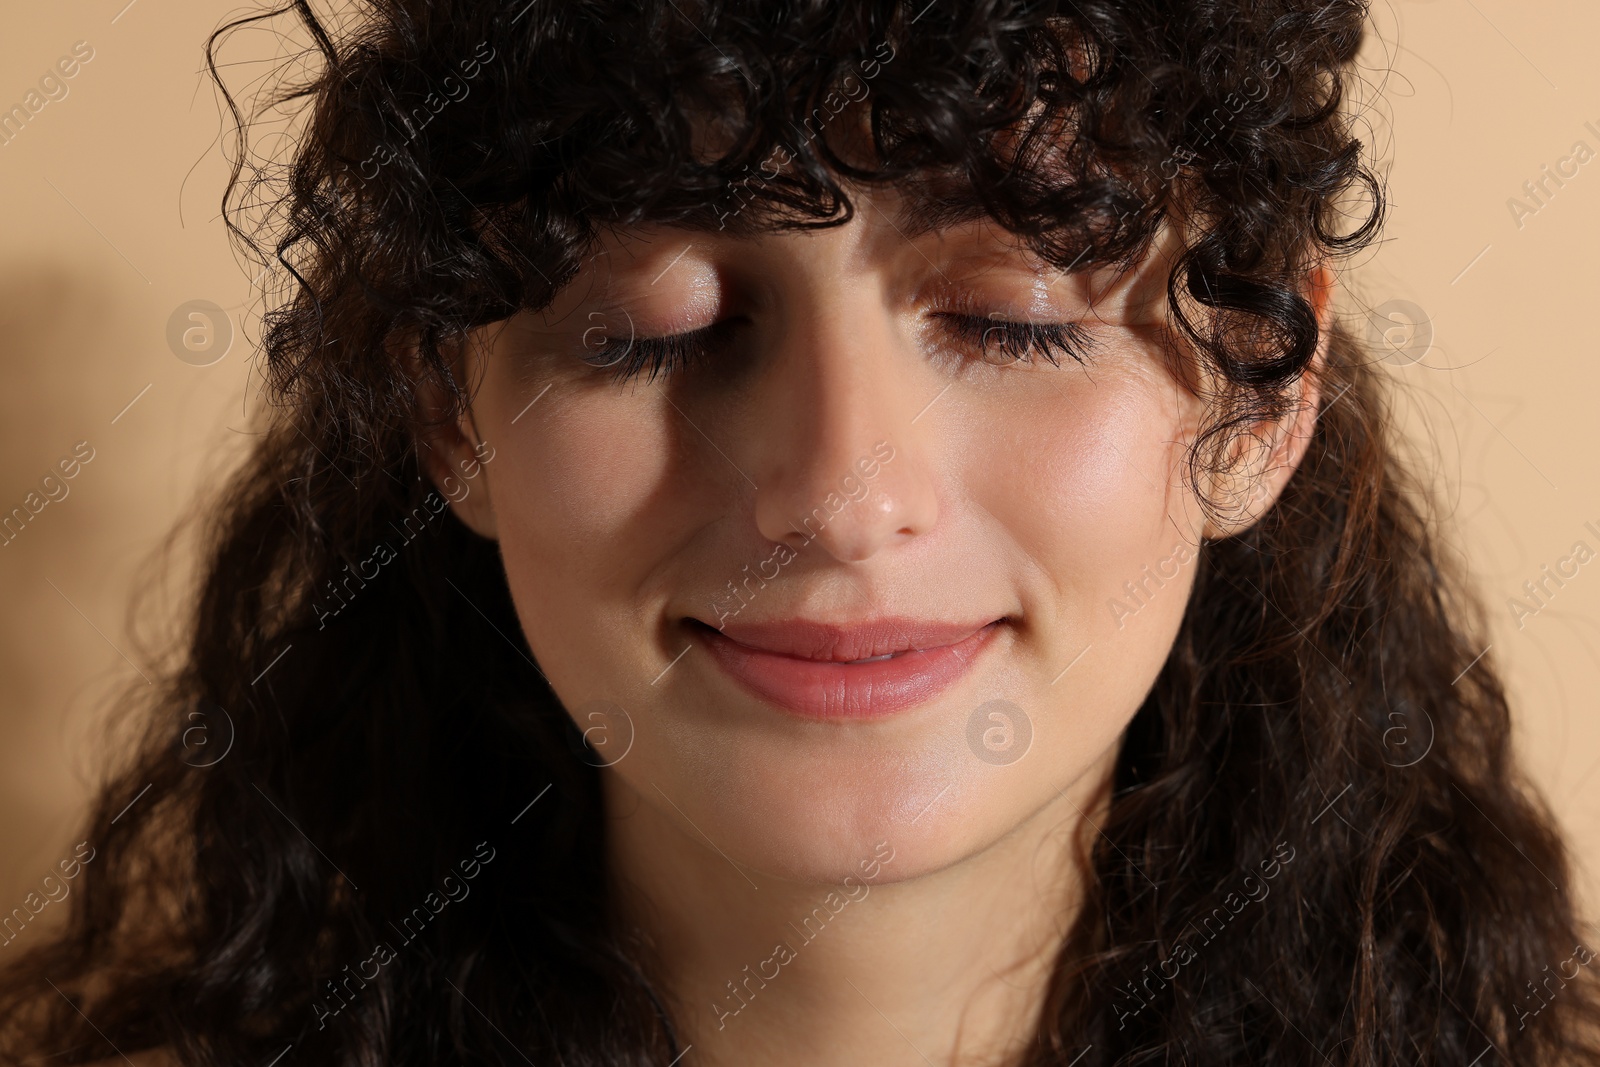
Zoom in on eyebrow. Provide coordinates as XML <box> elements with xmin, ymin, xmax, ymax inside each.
<box><xmin>876</xmin><ymin>193</ymin><xmax>999</xmax><ymax>240</ymax></box>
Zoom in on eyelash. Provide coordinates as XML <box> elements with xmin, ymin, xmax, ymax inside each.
<box><xmin>579</xmin><ymin>305</ymin><xmax>1097</xmax><ymax>383</ymax></box>
<box><xmin>581</xmin><ymin>319</ymin><xmax>731</xmax><ymax>384</ymax></box>
<box><xmin>933</xmin><ymin>314</ymin><xmax>1098</xmax><ymax>368</ymax></box>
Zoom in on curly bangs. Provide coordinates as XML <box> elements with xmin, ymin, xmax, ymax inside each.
<box><xmin>234</xmin><ymin>0</ymin><xmax>1379</xmax><ymax>472</ymax></box>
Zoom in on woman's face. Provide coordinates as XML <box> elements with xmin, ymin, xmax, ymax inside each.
<box><xmin>443</xmin><ymin>188</ymin><xmax>1235</xmax><ymax>885</ymax></box>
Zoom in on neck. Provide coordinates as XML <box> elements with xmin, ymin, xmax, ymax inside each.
<box><xmin>602</xmin><ymin>761</ymin><xmax>1110</xmax><ymax>1067</ymax></box>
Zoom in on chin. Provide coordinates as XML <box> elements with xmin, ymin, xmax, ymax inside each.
<box><xmin>604</xmin><ymin>692</ymin><xmax>1083</xmax><ymax>888</ymax></box>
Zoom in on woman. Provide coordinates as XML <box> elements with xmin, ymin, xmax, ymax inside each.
<box><xmin>3</xmin><ymin>0</ymin><xmax>1595</xmax><ymax>1064</ymax></box>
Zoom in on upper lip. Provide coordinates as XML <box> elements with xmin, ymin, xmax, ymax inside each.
<box><xmin>691</xmin><ymin>615</ymin><xmax>1002</xmax><ymax>662</ymax></box>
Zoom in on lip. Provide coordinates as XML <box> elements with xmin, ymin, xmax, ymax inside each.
<box><xmin>687</xmin><ymin>615</ymin><xmax>1005</xmax><ymax>720</ymax></box>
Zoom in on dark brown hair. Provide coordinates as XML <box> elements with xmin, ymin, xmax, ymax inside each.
<box><xmin>2</xmin><ymin>0</ymin><xmax>1596</xmax><ymax>1064</ymax></box>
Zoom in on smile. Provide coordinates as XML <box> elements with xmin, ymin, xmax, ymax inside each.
<box><xmin>684</xmin><ymin>615</ymin><xmax>1006</xmax><ymax>720</ymax></box>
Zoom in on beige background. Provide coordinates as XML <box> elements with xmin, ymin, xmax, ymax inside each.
<box><xmin>2</xmin><ymin>1</ymin><xmax>1597</xmax><ymax>930</ymax></box>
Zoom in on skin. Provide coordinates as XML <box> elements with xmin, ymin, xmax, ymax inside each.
<box><xmin>422</xmin><ymin>185</ymin><xmax>1333</xmax><ymax>1066</ymax></box>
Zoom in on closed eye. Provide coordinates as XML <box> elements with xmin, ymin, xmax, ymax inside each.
<box><xmin>581</xmin><ymin>318</ymin><xmax>740</xmax><ymax>383</ymax></box>
<box><xmin>935</xmin><ymin>313</ymin><xmax>1099</xmax><ymax>368</ymax></box>
<box><xmin>576</xmin><ymin>309</ymin><xmax>1097</xmax><ymax>384</ymax></box>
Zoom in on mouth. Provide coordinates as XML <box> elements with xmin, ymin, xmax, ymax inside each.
<box><xmin>683</xmin><ymin>615</ymin><xmax>1007</xmax><ymax>720</ymax></box>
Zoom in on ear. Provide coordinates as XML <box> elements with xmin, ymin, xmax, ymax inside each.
<box><xmin>1201</xmin><ymin>264</ymin><xmax>1335</xmax><ymax>540</ymax></box>
<box><xmin>414</xmin><ymin>348</ymin><xmax>499</xmax><ymax>541</ymax></box>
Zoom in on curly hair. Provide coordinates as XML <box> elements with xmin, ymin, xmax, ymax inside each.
<box><xmin>2</xmin><ymin>0</ymin><xmax>1596</xmax><ymax>1064</ymax></box>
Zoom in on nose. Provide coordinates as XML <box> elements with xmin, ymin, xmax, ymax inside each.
<box><xmin>749</xmin><ymin>294</ymin><xmax>939</xmax><ymax>563</ymax></box>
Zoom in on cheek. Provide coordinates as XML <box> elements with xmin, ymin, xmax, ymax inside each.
<box><xmin>966</xmin><ymin>365</ymin><xmax>1205</xmax><ymax>751</ymax></box>
<box><xmin>974</xmin><ymin>369</ymin><xmax>1202</xmax><ymax>613</ymax></box>
<box><xmin>513</xmin><ymin>401</ymin><xmax>671</xmax><ymax>536</ymax></box>
<box><xmin>487</xmin><ymin>391</ymin><xmax>687</xmax><ymax>681</ymax></box>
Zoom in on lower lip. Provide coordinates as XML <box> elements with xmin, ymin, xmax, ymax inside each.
<box><xmin>690</xmin><ymin>621</ymin><xmax>1003</xmax><ymax>720</ymax></box>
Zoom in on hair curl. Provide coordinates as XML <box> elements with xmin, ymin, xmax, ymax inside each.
<box><xmin>2</xmin><ymin>1</ymin><xmax>1596</xmax><ymax>1065</ymax></box>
